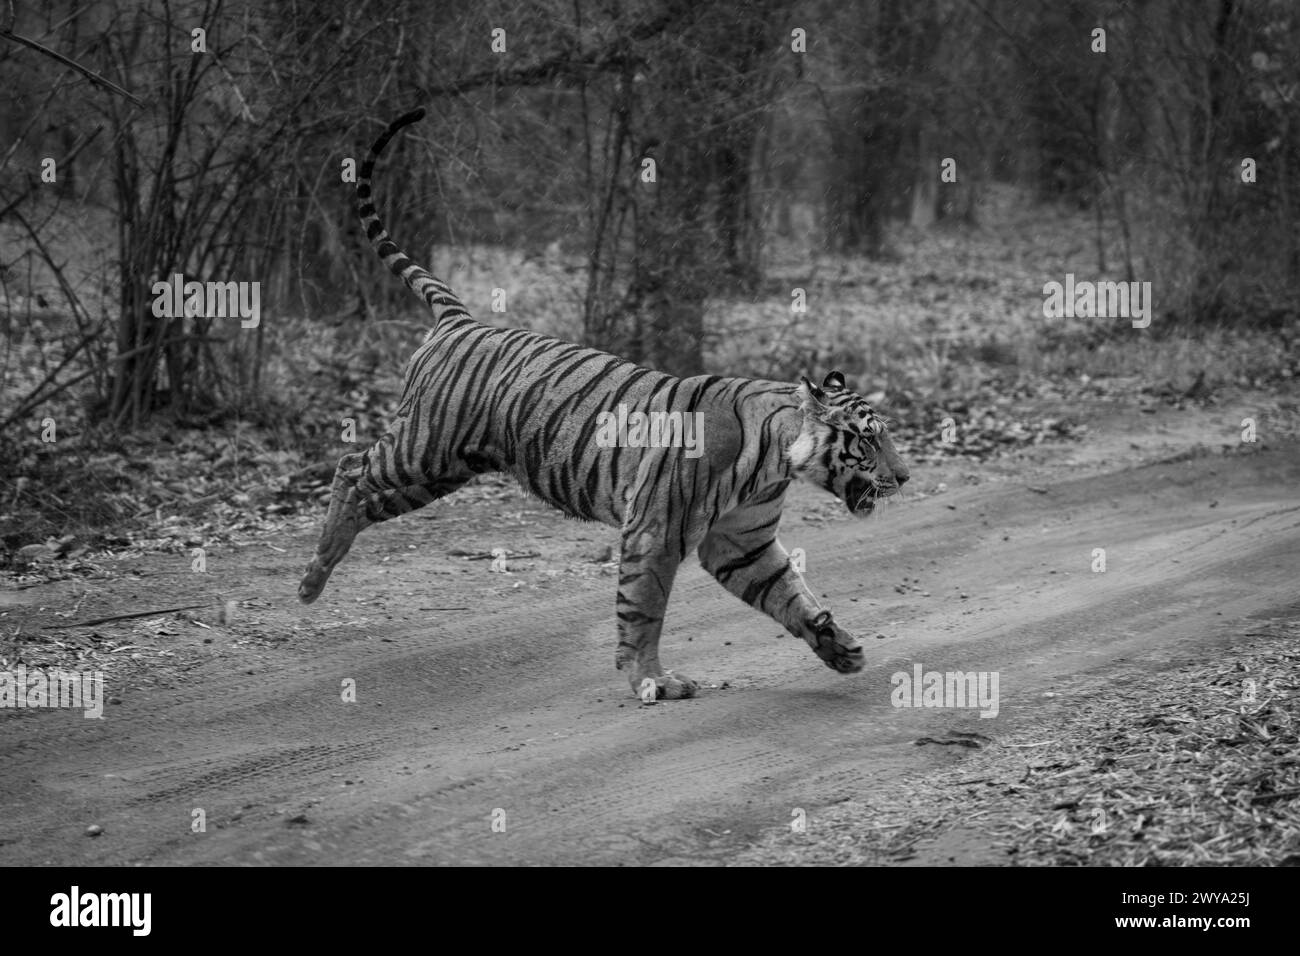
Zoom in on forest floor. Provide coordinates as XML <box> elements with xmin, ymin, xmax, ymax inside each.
<box><xmin>1</xmin><ymin>386</ymin><xmax>1297</xmax><ymax>866</ymax></box>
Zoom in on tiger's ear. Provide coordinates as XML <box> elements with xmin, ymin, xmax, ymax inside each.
<box><xmin>800</xmin><ymin>375</ymin><xmax>827</xmax><ymax>406</ymax></box>
<box><xmin>799</xmin><ymin>376</ymin><xmax>844</xmax><ymax>426</ymax></box>
<box><xmin>822</xmin><ymin>370</ymin><xmax>846</xmax><ymax>390</ymax></box>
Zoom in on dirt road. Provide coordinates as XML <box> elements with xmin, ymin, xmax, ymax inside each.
<box><xmin>2</xmin><ymin>403</ymin><xmax>1297</xmax><ymax>865</ymax></box>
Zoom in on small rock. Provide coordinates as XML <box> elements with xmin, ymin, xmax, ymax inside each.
<box><xmin>85</xmin><ymin>825</ymin><xmax>103</xmax><ymax>837</ymax></box>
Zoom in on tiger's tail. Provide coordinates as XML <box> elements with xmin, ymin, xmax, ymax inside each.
<box><xmin>355</xmin><ymin>108</ymin><xmax>472</xmax><ymax>329</ymax></box>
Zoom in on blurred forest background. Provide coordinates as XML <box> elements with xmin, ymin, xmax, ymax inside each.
<box><xmin>1</xmin><ymin>0</ymin><xmax>1297</xmax><ymax>557</ymax></box>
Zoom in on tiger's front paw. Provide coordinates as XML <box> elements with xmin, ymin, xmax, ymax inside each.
<box><xmin>632</xmin><ymin>672</ymin><xmax>699</xmax><ymax>701</ymax></box>
<box><xmin>802</xmin><ymin>611</ymin><xmax>866</xmax><ymax>674</ymax></box>
<box><xmin>298</xmin><ymin>561</ymin><xmax>331</xmax><ymax>604</ymax></box>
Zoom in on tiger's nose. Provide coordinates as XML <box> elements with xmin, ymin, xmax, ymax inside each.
<box><xmin>897</xmin><ymin>472</ymin><xmax>908</xmax><ymax>486</ymax></box>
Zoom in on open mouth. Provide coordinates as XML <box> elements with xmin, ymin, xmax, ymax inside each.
<box><xmin>846</xmin><ymin>481</ymin><xmax>877</xmax><ymax>515</ymax></box>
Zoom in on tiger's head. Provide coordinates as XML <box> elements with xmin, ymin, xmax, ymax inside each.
<box><xmin>788</xmin><ymin>371</ymin><xmax>910</xmax><ymax>516</ymax></box>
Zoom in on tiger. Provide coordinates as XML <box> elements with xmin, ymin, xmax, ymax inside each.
<box><xmin>298</xmin><ymin>108</ymin><xmax>911</xmax><ymax>700</ymax></box>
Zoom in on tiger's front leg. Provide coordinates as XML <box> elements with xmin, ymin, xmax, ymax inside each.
<box><xmin>614</xmin><ymin>526</ymin><xmax>698</xmax><ymax>701</ymax></box>
<box><xmin>698</xmin><ymin>493</ymin><xmax>866</xmax><ymax>675</ymax></box>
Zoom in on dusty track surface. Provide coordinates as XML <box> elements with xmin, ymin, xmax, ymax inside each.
<box><xmin>1</xmin><ymin>401</ymin><xmax>1297</xmax><ymax>865</ymax></box>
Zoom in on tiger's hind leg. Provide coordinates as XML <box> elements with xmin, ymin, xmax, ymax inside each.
<box><xmin>298</xmin><ymin>446</ymin><xmax>469</xmax><ymax>604</ymax></box>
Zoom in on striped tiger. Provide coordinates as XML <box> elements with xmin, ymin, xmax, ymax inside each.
<box><xmin>298</xmin><ymin>108</ymin><xmax>911</xmax><ymax>700</ymax></box>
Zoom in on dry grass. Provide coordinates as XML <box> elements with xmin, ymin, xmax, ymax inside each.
<box><xmin>710</xmin><ymin>184</ymin><xmax>1298</xmax><ymax>398</ymax></box>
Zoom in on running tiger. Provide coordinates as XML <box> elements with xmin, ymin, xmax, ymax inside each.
<box><xmin>298</xmin><ymin>109</ymin><xmax>911</xmax><ymax>700</ymax></box>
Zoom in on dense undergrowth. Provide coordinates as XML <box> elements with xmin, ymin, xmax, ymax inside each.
<box><xmin>2</xmin><ymin>185</ymin><xmax>1297</xmax><ymax>567</ymax></box>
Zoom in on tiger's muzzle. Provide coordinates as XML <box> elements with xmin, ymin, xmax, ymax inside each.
<box><xmin>847</xmin><ymin>466</ymin><xmax>911</xmax><ymax>515</ymax></box>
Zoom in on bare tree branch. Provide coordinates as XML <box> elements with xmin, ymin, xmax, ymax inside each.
<box><xmin>0</xmin><ymin>26</ymin><xmax>146</xmax><ymax>108</ymax></box>
<box><xmin>417</xmin><ymin>1</ymin><xmax>708</xmax><ymax>98</ymax></box>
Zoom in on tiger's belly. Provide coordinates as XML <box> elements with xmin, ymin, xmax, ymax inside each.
<box><xmin>506</xmin><ymin>444</ymin><xmax>635</xmax><ymax>527</ymax></box>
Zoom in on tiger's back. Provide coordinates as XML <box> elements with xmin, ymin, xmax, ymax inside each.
<box><xmin>397</xmin><ymin>313</ymin><xmax>804</xmax><ymax>531</ymax></box>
